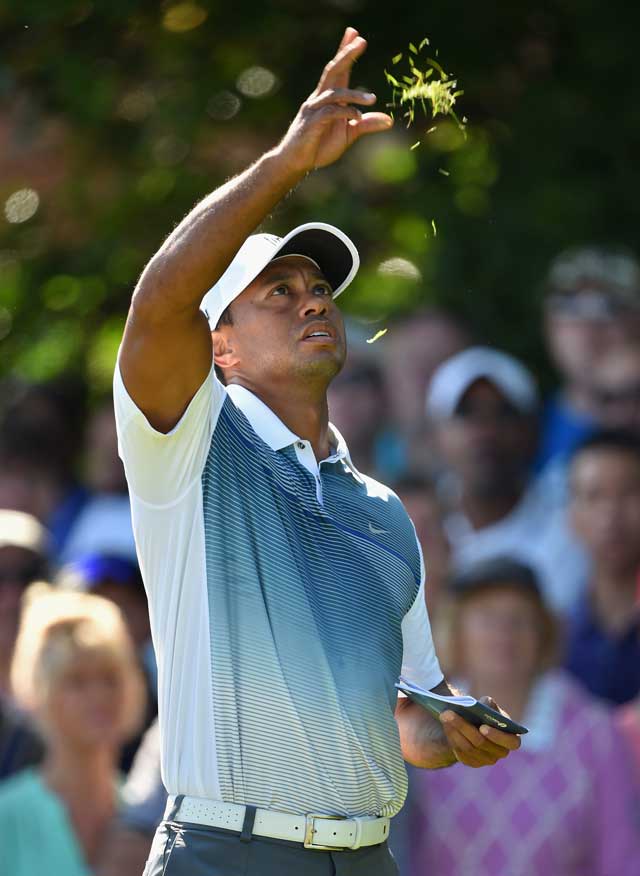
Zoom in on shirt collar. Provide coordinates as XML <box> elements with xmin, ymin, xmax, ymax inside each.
<box><xmin>225</xmin><ymin>384</ymin><xmax>359</xmax><ymax>475</ymax></box>
<box><xmin>226</xmin><ymin>384</ymin><xmax>298</xmax><ymax>451</ymax></box>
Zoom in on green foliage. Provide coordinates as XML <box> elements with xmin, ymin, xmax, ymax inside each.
<box><xmin>1</xmin><ymin>0</ymin><xmax>640</xmax><ymax>391</ymax></box>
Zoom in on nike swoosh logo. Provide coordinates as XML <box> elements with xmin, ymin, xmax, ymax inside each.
<box><xmin>368</xmin><ymin>523</ymin><xmax>388</xmax><ymax>535</ymax></box>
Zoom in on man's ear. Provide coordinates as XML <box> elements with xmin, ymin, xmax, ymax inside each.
<box><xmin>211</xmin><ymin>329</ymin><xmax>240</xmax><ymax>371</ymax></box>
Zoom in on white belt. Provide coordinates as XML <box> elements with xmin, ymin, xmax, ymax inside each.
<box><xmin>167</xmin><ymin>795</ymin><xmax>391</xmax><ymax>851</ymax></box>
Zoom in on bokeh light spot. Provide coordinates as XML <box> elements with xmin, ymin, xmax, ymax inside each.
<box><xmin>87</xmin><ymin>316</ymin><xmax>127</xmax><ymax>391</ymax></box>
<box><xmin>391</xmin><ymin>215</ymin><xmax>432</xmax><ymax>252</ymax></box>
<box><xmin>152</xmin><ymin>135</ymin><xmax>190</xmax><ymax>166</ymax></box>
<box><xmin>377</xmin><ymin>257</ymin><xmax>422</xmax><ymax>281</ymax></box>
<box><xmin>136</xmin><ymin>168</ymin><xmax>176</xmax><ymax>202</ymax></box>
<box><xmin>365</xmin><ymin>143</ymin><xmax>417</xmax><ymax>184</ymax></box>
<box><xmin>117</xmin><ymin>87</ymin><xmax>156</xmax><ymax>122</ymax></box>
<box><xmin>41</xmin><ymin>275</ymin><xmax>81</xmax><ymax>311</ymax></box>
<box><xmin>427</xmin><ymin>121</ymin><xmax>466</xmax><ymax>152</ymax></box>
<box><xmin>4</xmin><ymin>189</ymin><xmax>40</xmax><ymax>224</ymax></box>
<box><xmin>162</xmin><ymin>2</ymin><xmax>208</xmax><ymax>33</ymax></box>
<box><xmin>207</xmin><ymin>90</ymin><xmax>242</xmax><ymax>120</ymax></box>
<box><xmin>236</xmin><ymin>66</ymin><xmax>279</xmax><ymax>98</ymax></box>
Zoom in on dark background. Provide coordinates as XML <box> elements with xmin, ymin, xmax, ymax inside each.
<box><xmin>2</xmin><ymin>0</ymin><xmax>639</xmax><ymax>396</ymax></box>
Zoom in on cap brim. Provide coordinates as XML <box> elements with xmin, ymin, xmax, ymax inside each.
<box><xmin>201</xmin><ymin>222</ymin><xmax>359</xmax><ymax>329</ymax></box>
<box><xmin>278</xmin><ymin>222</ymin><xmax>359</xmax><ymax>299</ymax></box>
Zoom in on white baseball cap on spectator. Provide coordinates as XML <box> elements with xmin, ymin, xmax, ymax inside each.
<box><xmin>546</xmin><ymin>246</ymin><xmax>640</xmax><ymax>318</ymax></box>
<box><xmin>0</xmin><ymin>510</ymin><xmax>48</xmax><ymax>555</ymax></box>
<box><xmin>426</xmin><ymin>346</ymin><xmax>539</xmax><ymax>419</ymax></box>
<box><xmin>200</xmin><ymin>222</ymin><xmax>360</xmax><ymax>329</ymax></box>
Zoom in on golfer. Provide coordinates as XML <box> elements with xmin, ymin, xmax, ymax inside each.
<box><xmin>114</xmin><ymin>27</ymin><xmax>520</xmax><ymax>876</ymax></box>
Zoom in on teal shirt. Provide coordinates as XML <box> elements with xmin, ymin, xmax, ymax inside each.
<box><xmin>0</xmin><ymin>769</ymin><xmax>90</xmax><ymax>876</ymax></box>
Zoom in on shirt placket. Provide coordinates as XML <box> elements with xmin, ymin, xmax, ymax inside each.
<box><xmin>293</xmin><ymin>441</ymin><xmax>346</xmax><ymax>506</ymax></box>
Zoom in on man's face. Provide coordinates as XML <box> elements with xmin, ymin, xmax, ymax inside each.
<box><xmin>436</xmin><ymin>379</ymin><xmax>535</xmax><ymax>497</ymax></box>
<box><xmin>544</xmin><ymin>299</ymin><xmax>640</xmax><ymax>387</ymax></box>
<box><xmin>592</xmin><ymin>348</ymin><xmax>640</xmax><ymax>435</ymax></box>
<box><xmin>457</xmin><ymin>586</ymin><xmax>544</xmax><ymax>689</ymax></box>
<box><xmin>570</xmin><ymin>448</ymin><xmax>640</xmax><ymax>571</ymax></box>
<box><xmin>214</xmin><ymin>256</ymin><xmax>346</xmax><ymax>388</ymax></box>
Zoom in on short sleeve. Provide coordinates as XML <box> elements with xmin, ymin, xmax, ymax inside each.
<box><xmin>113</xmin><ymin>358</ymin><xmax>224</xmax><ymax>506</ymax></box>
<box><xmin>400</xmin><ymin>538</ymin><xmax>444</xmax><ymax>691</ymax></box>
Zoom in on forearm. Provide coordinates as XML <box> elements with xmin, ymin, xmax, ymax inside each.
<box><xmin>134</xmin><ymin>146</ymin><xmax>304</xmax><ymax>319</ymax></box>
<box><xmin>395</xmin><ymin>696</ymin><xmax>457</xmax><ymax>770</ymax></box>
<box><xmin>395</xmin><ymin>679</ymin><xmax>522</xmax><ymax>770</ymax></box>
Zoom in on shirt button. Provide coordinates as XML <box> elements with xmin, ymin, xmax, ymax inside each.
<box><xmin>297</xmin><ymin>442</ymin><xmax>305</xmax><ymax>450</ymax></box>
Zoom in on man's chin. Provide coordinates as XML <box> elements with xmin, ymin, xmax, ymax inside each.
<box><xmin>293</xmin><ymin>352</ymin><xmax>344</xmax><ymax>382</ymax></box>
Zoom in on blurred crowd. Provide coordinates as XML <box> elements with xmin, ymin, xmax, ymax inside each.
<box><xmin>1</xmin><ymin>244</ymin><xmax>640</xmax><ymax>875</ymax></box>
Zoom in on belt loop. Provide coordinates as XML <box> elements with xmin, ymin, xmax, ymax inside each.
<box><xmin>240</xmin><ymin>805</ymin><xmax>257</xmax><ymax>843</ymax></box>
<box><xmin>166</xmin><ymin>794</ymin><xmax>185</xmax><ymax>822</ymax></box>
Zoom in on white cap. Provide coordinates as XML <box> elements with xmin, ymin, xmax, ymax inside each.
<box><xmin>200</xmin><ymin>222</ymin><xmax>360</xmax><ymax>329</ymax></box>
<box><xmin>0</xmin><ymin>509</ymin><xmax>48</xmax><ymax>555</ymax></box>
<box><xmin>426</xmin><ymin>346</ymin><xmax>539</xmax><ymax>419</ymax></box>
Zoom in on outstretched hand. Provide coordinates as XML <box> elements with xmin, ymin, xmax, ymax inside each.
<box><xmin>277</xmin><ymin>27</ymin><xmax>393</xmax><ymax>173</ymax></box>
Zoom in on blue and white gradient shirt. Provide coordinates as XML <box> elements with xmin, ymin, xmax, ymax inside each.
<box><xmin>114</xmin><ymin>363</ymin><xmax>443</xmax><ymax>817</ymax></box>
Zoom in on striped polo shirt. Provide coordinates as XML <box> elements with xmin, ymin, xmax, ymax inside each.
<box><xmin>114</xmin><ymin>362</ymin><xmax>442</xmax><ymax>818</ymax></box>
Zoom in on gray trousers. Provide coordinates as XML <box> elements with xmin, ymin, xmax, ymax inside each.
<box><xmin>143</xmin><ymin>818</ymin><xmax>399</xmax><ymax>876</ymax></box>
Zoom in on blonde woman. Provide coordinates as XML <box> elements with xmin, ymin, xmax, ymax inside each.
<box><xmin>0</xmin><ymin>585</ymin><xmax>145</xmax><ymax>875</ymax></box>
<box><xmin>400</xmin><ymin>557</ymin><xmax>640</xmax><ymax>876</ymax></box>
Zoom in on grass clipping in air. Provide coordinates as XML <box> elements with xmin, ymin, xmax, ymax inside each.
<box><xmin>385</xmin><ymin>38</ymin><xmax>466</xmax><ymax>147</ymax></box>
<box><xmin>366</xmin><ymin>328</ymin><xmax>388</xmax><ymax>345</ymax></box>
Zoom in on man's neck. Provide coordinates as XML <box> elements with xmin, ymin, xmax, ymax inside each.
<box><xmin>590</xmin><ymin>567</ymin><xmax>639</xmax><ymax>635</ymax></box>
<box><xmin>233</xmin><ymin>378</ymin><xmax>333</xmax><ymax>460</ymax></box>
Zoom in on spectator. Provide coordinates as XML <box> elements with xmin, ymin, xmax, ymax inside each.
<box><xmin>392</xmin><ymin>475</ymin><xmax>451</xmax><ymax>615</ymax></box>
<box><xmin>0</xmin><ymin>377</ymin><xmax>89</xmax><ymax>558</ymax></box>
<box><xmin>60</xmin><ymin>402</ymin><xmax>136</xmax><ymax>564</ymax></box>
<box><xmin>399</xmin><ymin>557</ymin><xmax>640</xmax><ymax>876</ymax></box>
<box><xmin>592</xmin><ymin>343</ymin><xmax>640</xmax><ymax>434</ymax></box>
<box><xmin>57</xmin><ymin>554</ymin><xmax>152</xmax><ymax>662</ymax></box>
<box><xmin>384</xmin><ymin>309</ymin><xmax>472</xmax><ymax>436</ymax></box>
<box><xmin>327</xmin><ymin>352</ymin><xmax>399</xmax><ymax>480</ymax></box>
<box><xmin>0</xmin><ymin>585</ymin><xmax>146</xmax><ymax>875</ymax></box>
<box><xmin>0</xmin><ymin>509</ymin><xmax>49</xmax><ymax>698</ymax></box>
<box><xmin>84</xmin><ymin>399</ymin><xmax>129</xmax><ymax>495</ymax></box>
<box><xmin>96</xmin><ymin>719</ymin><xmax>167</xmax><ymax>876</ymax></box>
<box><xmin>0</xmin><ymin>510</ymin><xmax>48</xmax><ymax>780</ymax></box>
<box><xmin>380</xmin><ymin>309</ymin><xmax>472</xmax><ymax>476</ymax></box>
<box><xmin>427</xmin><ymin>346</ymin><xmax>587</xmax><ymax>615</ymax></box>
<box><xmin>617</xmin><ymin>697</ymin><xmax>640</xmax><ymax>791</ymax></box>
<box><xmin>538</xmin><ymin>246</ymin><xmax>640</xmax><ymax>468</ymax></box>
<box><xmin>566</xmin><ymin>430</ymin><xmax>640</xmax><ymax>705</ymax></box>
<box><xmin>0</xmin><ymin>695</ymin><xmax>44</xmax><ymax>782</ymax></box>
<box><xmin>57</xmin><ymin>553</ymin><xmax>157</xmax><ymax>770</ymax></box>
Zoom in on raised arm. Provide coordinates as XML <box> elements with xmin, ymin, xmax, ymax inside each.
<box><xmin>119</xmin><ymin>27</ymin><xmax>392</xmax><ymax>433</ymax></box>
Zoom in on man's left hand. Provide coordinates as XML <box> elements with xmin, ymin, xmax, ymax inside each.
<box><xmin>439</xmin><ymin>698</ymin><xmax>522</xmax><ymax>768</ymax></box>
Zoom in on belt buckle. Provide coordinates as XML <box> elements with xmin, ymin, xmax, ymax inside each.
<box><xmin>303</xmin><ymin>813</ymin><xmax>347</xmax><ymax>850</ymax></box>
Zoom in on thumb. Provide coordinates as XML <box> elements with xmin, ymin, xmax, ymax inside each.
<box><xmin>479</xmin><ymin>696</ymin><xmax>511</xmax><ymax>718</ymax></box>
<box><xmin>347</xmin><ymin>112</ymin><xmax>393</xmax><ymax>143</ymax></box>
